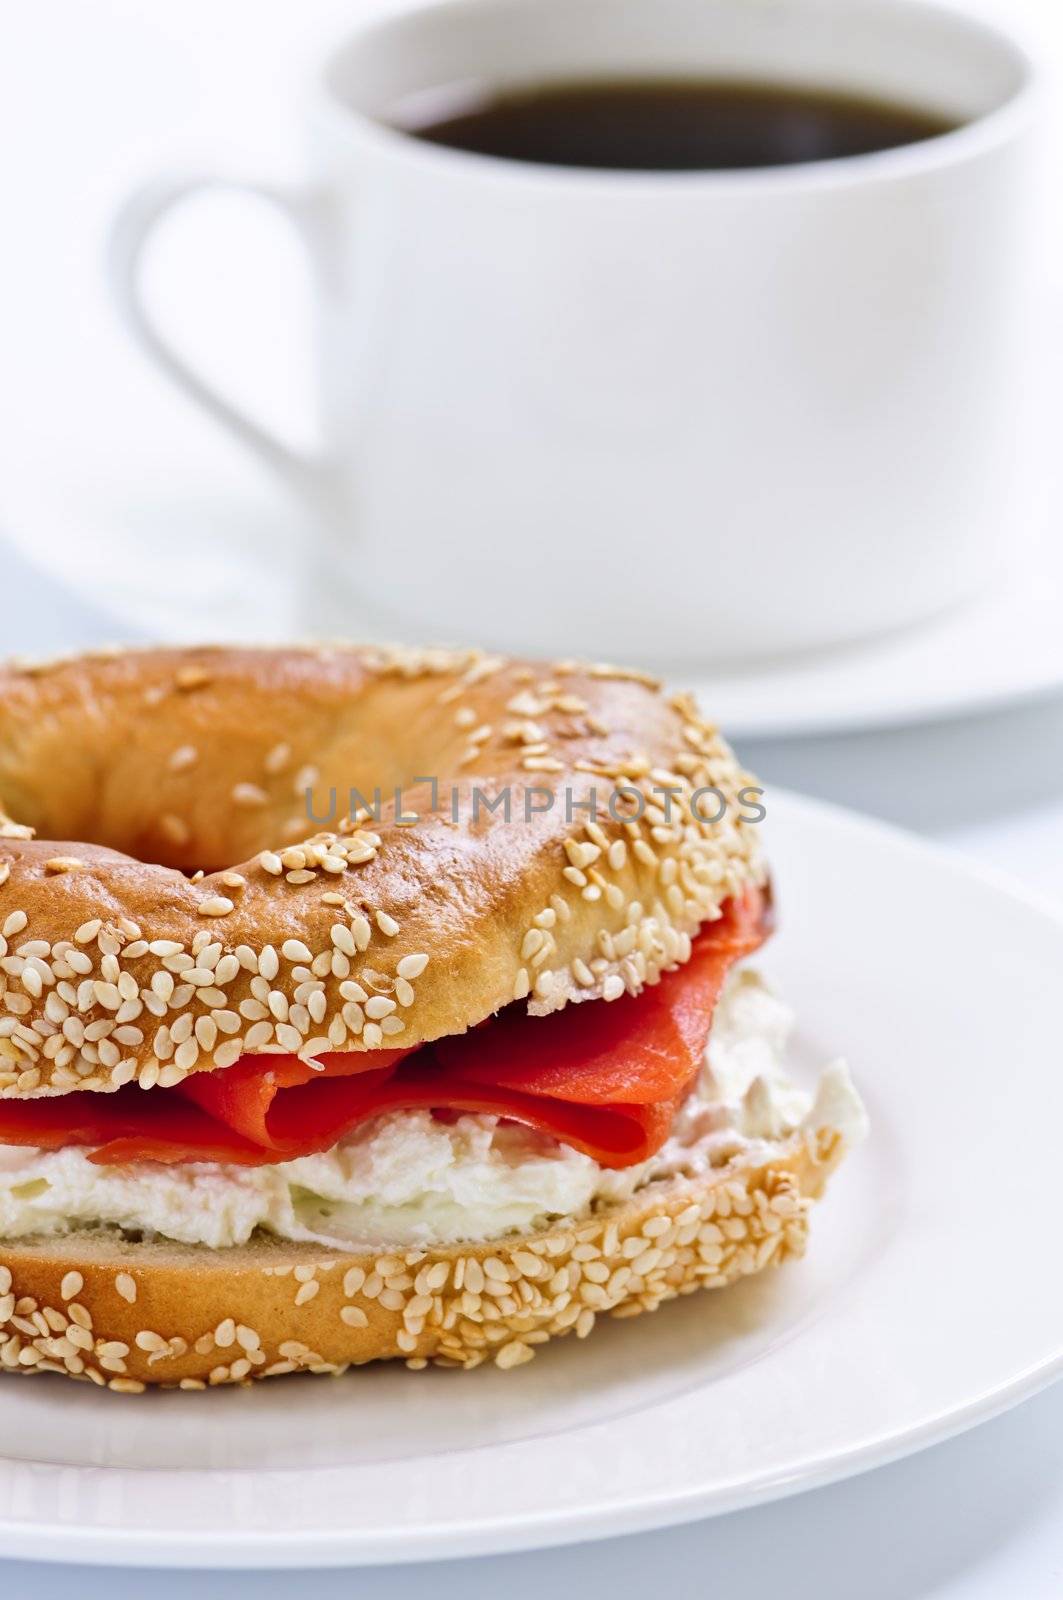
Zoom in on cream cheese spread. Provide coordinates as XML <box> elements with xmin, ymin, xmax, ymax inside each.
<box><xmin>0</xmin><ymin>970</ymin><xmax>866</xmax><ymax>1249</ymax></box>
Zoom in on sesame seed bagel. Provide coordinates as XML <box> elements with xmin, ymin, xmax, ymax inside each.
<box><xmin>0</xmin><ymin>644</ymin><xmax>764</xmax><ymax>1098</ymax></box>
<box><xmin>0</xmin><ymin>1127</ymin><xmax>844</xmax><ymax>1388</ymax></box>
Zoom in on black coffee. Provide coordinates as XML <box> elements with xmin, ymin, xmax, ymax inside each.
<box><xmin>397</xmin><ymin>78</ymin><xmax>956</xmax><ymax>171</ymax></box>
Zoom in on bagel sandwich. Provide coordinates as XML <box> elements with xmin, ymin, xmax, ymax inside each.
<box><xmin>0</xmin><ymin>645</ymin><xmax>865</xmax><ymax>1389</ymax></box>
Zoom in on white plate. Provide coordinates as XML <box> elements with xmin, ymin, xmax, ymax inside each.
<box><xmin>1</xmin><ymin>789</ymin><xmax>1061</xmax><ymax>1568</ymax></box>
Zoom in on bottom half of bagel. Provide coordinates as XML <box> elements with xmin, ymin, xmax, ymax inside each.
<box><xmin>0</xmin><ymin>973</ymin><xmax>866</xmax><ymax>1390</ymax></box>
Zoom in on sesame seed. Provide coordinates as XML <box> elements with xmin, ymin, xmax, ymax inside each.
<box><xmin>159</xmin><ymin>813</ymin><xmax>191</xmax><ymax>846</ymax></box>
<box><xmin>194</xmin><ymin>1016</ymin><xmax>217</xmax><ymax>1052</ymax></box>
<box><xmin>232</xmin><ymin>783</ymin><xmax>268</xmax><ymax>808</ymax></box>
<box><xmin>396</xmin><ymin>952</ymin><xmax>429</xmax><ymax>980</ymax></box>
<box><xmin>115</xmin><ymin>1273</ymin><xmax>137</xmax><ymax>1304</ymax></box>
<box><xmin>45</xmin><ymin>856</ymin><xmax>85</xmax><ymax>874</ymax></box>
<box><xmin>495</xmin><ymin>1340</ymin><xmax>534</xmax><ymax>1369</ymax></box>
<box><xmin>60</xmin><ymin>1271</ymin><xmax>83</xmax><ymax>1301</ymax></box>
<box><xmin>174</xmin><ymin>664</ymin><xmax>210</xmax><ymax>690</ymax></box>
<box><xmin>198</xmin><ymin>896</ymin><xmax>234</xmax><ymax>917</ymax></box>
<box><xmin>375</xmin><ymin>910</ymin><xmax>400</xmax><ymax>938</ymax></box>
<box><xmin>214</xmin><ymin>1039</ymin><xmax>243</xmax><ymax>1069</ymax></box>
<box><xmin>328</xmin><ymin>924</ymin><xmax>354</xmax><ymax>958</ymax></box>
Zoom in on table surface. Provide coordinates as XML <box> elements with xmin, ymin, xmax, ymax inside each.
<box><xmin>4</xmin><ymin>0</ymin><xmax>1063</xmax><ymax>1591</ymax></box>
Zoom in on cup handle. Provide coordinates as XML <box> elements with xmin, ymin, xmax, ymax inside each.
<box><xmin>108</xmin><ymin>172</ymin><xmax>331</xmax><ymax>502</ymax></box>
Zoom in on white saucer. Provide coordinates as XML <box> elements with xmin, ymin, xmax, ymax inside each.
<box><xmin>6</xmin><ymin>460</ymin><xmax>1062</xmax><ymax>741</ymax></box>
<box><xmin>1</xmin><ymin>788</ymin><xmax>1060</xmax><ymax>1568</ymax></box>
<box><xmin>5</xmin><ymin>396</ymin><xmax>1060</xmax><ymax>739</ymax></box>
<box><xmin>681</xmin><ymin>527</ymin><xmax>1063</xmax><ymax>739</ymax></box>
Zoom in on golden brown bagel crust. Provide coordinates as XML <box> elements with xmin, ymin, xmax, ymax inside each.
<box><xmin>0</xmin><ymin>1127</ymin><xmax>843</xmax><ymax>1389</ymax></box>
<box><xmin>0</xmin><ymin>646</ymin><xmax>764</xmax><ymax>1098</ymax></box>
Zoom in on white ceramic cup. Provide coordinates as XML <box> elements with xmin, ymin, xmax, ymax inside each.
<box><xmin>110</xmin><ymin>0</ymin><xmax>1036</xmax><ymax>665</ymax></box>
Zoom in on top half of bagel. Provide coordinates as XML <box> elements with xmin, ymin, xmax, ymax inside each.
<box><xmin>0</xmin><ymin>644</ymin><xmax>765</xmax><ymax>1099</ymax></box>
